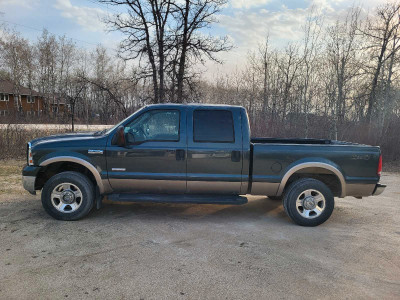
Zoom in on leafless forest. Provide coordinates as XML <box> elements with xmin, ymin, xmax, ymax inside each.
<box><xmin>1</xmin><ymin>1</ymin><xmax>400</xmax><ymax>161</ymax></box>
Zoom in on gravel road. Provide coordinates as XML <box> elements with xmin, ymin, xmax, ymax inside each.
<box><xmin>0</xmin><ymin>172</ymin><xmax>399</xmax><ymax>299</ymax></box>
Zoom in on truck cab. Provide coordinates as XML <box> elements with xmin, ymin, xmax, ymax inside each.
<box><xmin>106</xmin><ymin>104</ymin><xmax>249</xmax><ymax>195</ymax></box>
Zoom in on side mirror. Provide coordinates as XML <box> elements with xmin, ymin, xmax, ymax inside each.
<box><xmin>126</xmin><ymin>132</ymin><xmax>136</xmax><ymax>144</ymax></box>
<box><xmin>112</xmin><ymin>125</ymin><xmax>126</xmax><ymax>147</ymax></box>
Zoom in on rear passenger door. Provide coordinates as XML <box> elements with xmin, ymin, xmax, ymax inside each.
<box><xmin>186</xmin><ymin>107</ymin><xmax>243</xmax><ymax>194</ymax></box>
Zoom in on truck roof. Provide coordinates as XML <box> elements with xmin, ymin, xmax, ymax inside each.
<box><xmin>144</xmin><ymin>103</ymin><xmax>244</xmax><ymax>110</ymax></box>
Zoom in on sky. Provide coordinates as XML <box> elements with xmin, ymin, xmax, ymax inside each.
<box><xmin>0</xmin><ymin>0</ymin><xmax>391</xmax><ymax>78</ymax></box>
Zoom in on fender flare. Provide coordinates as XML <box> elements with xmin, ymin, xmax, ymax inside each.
<box><xmin>276</xmin><ymin>162</ymin><xmax>346</xmax><ymax>197</ymax></box>
<box><xmin>40</xmin><ymin>156</ymin><xmax>105</xmax><ymax>194</ymax></box>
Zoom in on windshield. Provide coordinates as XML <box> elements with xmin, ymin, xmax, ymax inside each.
<box><xmin>100</xmin><ymin>106</ymin><xmax>146</xmax><ymax>136</ymax></box>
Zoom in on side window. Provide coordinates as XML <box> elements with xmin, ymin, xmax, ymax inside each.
<box><xmin>125</xmin><ymin>110</ymin><xmax>180</xmax><ymax>143</ymax></box>
<box><xmin>193</xmin><ymin>110</ymin><xmax>235</xmax><ymax>143</ymax></box>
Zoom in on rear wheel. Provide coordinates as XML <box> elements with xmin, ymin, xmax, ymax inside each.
<box><xmin>41</xmin><ymin>171</ymin><xmax>94</xmax><ymax>221</ymax></box>
<box><xmin>283</xmin><ymin>178</ymin><xmax>334</xmax><ymax>226</ymax></box>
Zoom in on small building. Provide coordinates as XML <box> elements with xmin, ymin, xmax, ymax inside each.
<box><xmin>0</xmin><ymin>79</ymin><xmax>67</xmax><ymax>117</ymax></box>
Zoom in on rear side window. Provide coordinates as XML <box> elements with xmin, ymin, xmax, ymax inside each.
<box><xmin>193</xmin><ymin>110</ymin><xmax>235</xmax><ymax>143</ymax></box>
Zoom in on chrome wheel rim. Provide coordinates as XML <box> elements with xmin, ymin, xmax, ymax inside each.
<box><xmin>296</xmin><ymin>189</ymin><xmax>325</xmax><ymax>219</ymax></box>
<box><xmin>51</xmin><ymin>183</ymin><xmax>83</xmax><ymax>213</ymax></box>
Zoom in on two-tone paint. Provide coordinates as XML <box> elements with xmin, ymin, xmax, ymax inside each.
<box><xmin>22</xmin><ymin>104</ymin><xmax>385</xmax><ymax>199</ymax></box>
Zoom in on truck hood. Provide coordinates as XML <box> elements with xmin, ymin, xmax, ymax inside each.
<box><xmin>30</xmin><ymin>132</ymin><xmax>97</xmax><ymax>147</ymax></box>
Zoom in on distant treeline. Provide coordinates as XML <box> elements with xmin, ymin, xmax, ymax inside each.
<box><xmin>1</xmin><ymin>1</ymin><xmax>400</xmax><ymax>160</ymax></box>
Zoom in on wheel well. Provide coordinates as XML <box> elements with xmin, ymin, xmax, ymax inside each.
<box><xmin>35</xmin><ymin>162</ymin><xmax>97</xmax><ymax>190</ymax></box>
<box><xmin>284</xmin><ymin>167</ymin><xmax>342</xmax><ymax>197</ymax></box>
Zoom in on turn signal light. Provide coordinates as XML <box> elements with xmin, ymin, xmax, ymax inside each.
<box><xmin>28</xmin><ymin>142</ymin><xmax>33</xmax><ymax>166</ymax></box>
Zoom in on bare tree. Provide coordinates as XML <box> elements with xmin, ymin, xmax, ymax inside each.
<box><xmin>100</xmin><ymin>0</ymin><xmax>231</xmax><ymax>103</ymax></box>
<box><xmin>326</xmin><ymin>7</ymin><xmax>360</xmax><ymax>139</ymax></box>
<box><xmin>100</xmin><ymin>0</ymin><xmax>173</xmax><ymax>103</ymax></box>
<box><xmin>277</xmin><ymin>43</ymin><xmax>301</xmax><ymax>122</ymax></box>
<box><xmin>0</xmin><ymin>29</ymin><xmax>30</xmax><ymax>112</ymax></box>
<box><xmin>36</xmin><ymin>30</ymin><xmax>59</xmax><ymax>117</ymax></box>
<box><xmin>171</xmin><ymin>0</ymin><xmax>232</xmax><ymax>102</ymax></box>
<box><xmin>360</xmin><ymin>2</ymin><xmax>400</xmax><ymax>123</ymax></box>
<box><xmin>299</xmin><ymin>6</ymin><xmax>323</xmax><ymax>137</ymax></box>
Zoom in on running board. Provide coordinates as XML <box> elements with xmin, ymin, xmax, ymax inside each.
<box><xmin>107</xmin><ymin>193</ymin><xmax>248</xmax><ymax>205</ymax></box>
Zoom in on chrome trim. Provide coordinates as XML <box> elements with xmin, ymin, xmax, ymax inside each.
<box><xmin>373</xmin><ymin>183</ymin><xmax>386</xmax><ymax>196</ymax></box>
<box><xmin>277</xmin><ymin>162</ymin><xmax>346</xmax><ymax>197</ymax></box>
<box><xmin>296</xmin><ymin>189</ymin><xmax>326</xmax><ymax>219</ymax></box>
<box><xmin>22</xmin><ymin>175</ymin><xmax>36</xmax><ymax>195</ymax></box>
<box><xmin>50</xmin><ymin>182</ymin><xmax>83</xmax><ymax>213</ymax></box>
<box><xmin>88</xmin><ymin>149</ymin><xmax>104</xmax><ymax>154</ymax></box>
<box><xmin>112</xmin><ymin>168</ymin><xmax>126</xmax><ymax>171</ymax></box>
<box><xmin>40</xmin><ymin>156</ymin><xmax>106</xmax><ymax>194</ymax></box>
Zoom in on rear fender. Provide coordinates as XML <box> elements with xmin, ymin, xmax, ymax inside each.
<box><xmin>276</xmin><ymin>158</ymin><xmax>346</xmax><ymax>197</ymax></box>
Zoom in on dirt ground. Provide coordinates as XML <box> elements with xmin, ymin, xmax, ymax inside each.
<box><xmin>0</xmin><ymin>161</ymin><xmax>399</xmax><ymax>299</ymax></box>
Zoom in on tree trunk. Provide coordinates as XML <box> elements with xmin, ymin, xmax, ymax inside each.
<box><xmin>176</xmin><ymin>0</ymin><xmax>190</xmax><ymax>103</ymax></box>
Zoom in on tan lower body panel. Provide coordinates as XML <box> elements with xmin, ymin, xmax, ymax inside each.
<box><xmin>109</xmin><ymin>179</ymin><xmax>186</xmax><ymax>194</ymax></box>
<box><xmin>250</xmin><ymin>182</ymin><xmax>280</xmax><ymax>196</ymax></box>
<box><xmin>345</xmin><ymin>183</ymin><xmax>376</xmax><ymax>197</ymax></box>
<box><xmin>186</xmin><ymin>181</ymin><xmax>241</xmax><ymax>194</ymax></box>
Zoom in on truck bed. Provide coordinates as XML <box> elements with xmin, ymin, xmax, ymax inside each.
<box><xmin>249</xmin><ymin>138</ymin><xmax>381</xmax><ymax>197</ymax></box>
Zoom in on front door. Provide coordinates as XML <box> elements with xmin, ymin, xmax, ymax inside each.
<box><xmin>106</xmin><ymin>108</ymin><xmax>187</xmax><ymax>194</ymax></box>
<box><xmin>186</xmin><ymin>107</ymin><xmax>243</xmax><ymax>194</ymax></box>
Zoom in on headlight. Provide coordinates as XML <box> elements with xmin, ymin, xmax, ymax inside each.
<box><xmin>27</xmin><ymin>142</ymin><xmax>33</xmax><ymax>166</ymax></box>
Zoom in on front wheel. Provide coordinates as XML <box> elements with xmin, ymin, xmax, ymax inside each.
<box><xmin>41</xmin><ymin>171</ymin><xmax>94</xmax><ymax>221</ymax></box>
<box><xmin>283</xmin><ymin>178</ymin><xmax>334</xmax><ymax>226</ymax></box>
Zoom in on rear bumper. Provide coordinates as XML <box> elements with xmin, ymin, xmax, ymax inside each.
<box><xmin>373</xmin><ymin>183</ymin><xmax>386</xmax><ymax>196</ymax></box>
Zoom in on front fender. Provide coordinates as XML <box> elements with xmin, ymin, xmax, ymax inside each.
<box><xmin>38</xmin><ymin>152</ymin><xmax>108</xmax><ymax>194</ymax></box>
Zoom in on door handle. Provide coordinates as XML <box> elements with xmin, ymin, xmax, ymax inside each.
<box><xmin>231</xmin><ymin>150</ymin><xmax>241</xmax><ymax>162</ymax></box>
<box><xmin>176</xmin><ymin>149</ymin><xmax>185</xmax><ymax>161</ymax></box>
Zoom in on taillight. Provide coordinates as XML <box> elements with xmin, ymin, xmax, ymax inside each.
<box><xmin>377</xmin><ymin>154</ymin><xmax>382</xmax><ymax>177</ymax></box>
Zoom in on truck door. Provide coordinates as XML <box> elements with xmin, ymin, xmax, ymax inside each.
<box><xmin>106</xmin><ymin>107</ymin><xmax>187</xmax><ymax>194</ymax></box>
<box><xmin>186</xmin><ymin>107</ymin><xmax>243</xmax><ymax>194</ymax></box>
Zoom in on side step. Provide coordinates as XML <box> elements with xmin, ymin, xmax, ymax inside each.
<box><xmin>107</xmin><ymin>193</ymin><xmax>248</xmax><ymax>205</ymax></box>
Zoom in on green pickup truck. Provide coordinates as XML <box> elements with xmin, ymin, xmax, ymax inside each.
<box><xmin>22</xmin><ymin>104</ymin><xmax>386</xmax><ymax>226</ymax></box>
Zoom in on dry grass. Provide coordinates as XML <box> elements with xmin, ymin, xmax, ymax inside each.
<box><xmin>0</xmin><ymin>159</ymin><xmax>26</xmax><ymax>195</ymax></box>
<box><xmin>0</xmin><ymin>126</ymin><xmax>96</xmax><ymax>160</ymax></box>
<box><xmin>0</xmin><ymin>125</ymin><xmax>111</xmax><ymax>160</ymax></box>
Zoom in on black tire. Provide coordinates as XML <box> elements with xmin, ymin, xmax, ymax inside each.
<box><xmin>267</xmin><ymin>196</ymin><xmax>282</xmax><ymax>201</ymax></box>
<box><xmin>283</xmin><ymin>178</ymin><xmax>334</xmax><ymax>226</ymax></box>
<box><xmin>41</xmin><ymin>171</ymin><xmax>94</xmax><ymax>221</ymax></box>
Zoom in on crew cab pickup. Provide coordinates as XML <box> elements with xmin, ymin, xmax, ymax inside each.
<box><xmin>22</xmin><ymin>104</ymin><xmax>386</xmax><ymax>226</ymax></box>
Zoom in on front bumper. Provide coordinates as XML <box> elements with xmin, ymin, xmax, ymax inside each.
<box><xmin>373</xmin><ymin>183</ymin><xmax>386</xmax><ymax>196</ymax></box>
<box><xmin>22</xmin><ymin>165</ymin><xmax>41</xmax><ymax>195</ymax></box>
<box><xmin>22</xmin><ymin>176</ymin><xmax>36</xmax><ymax>195</ymax></box>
